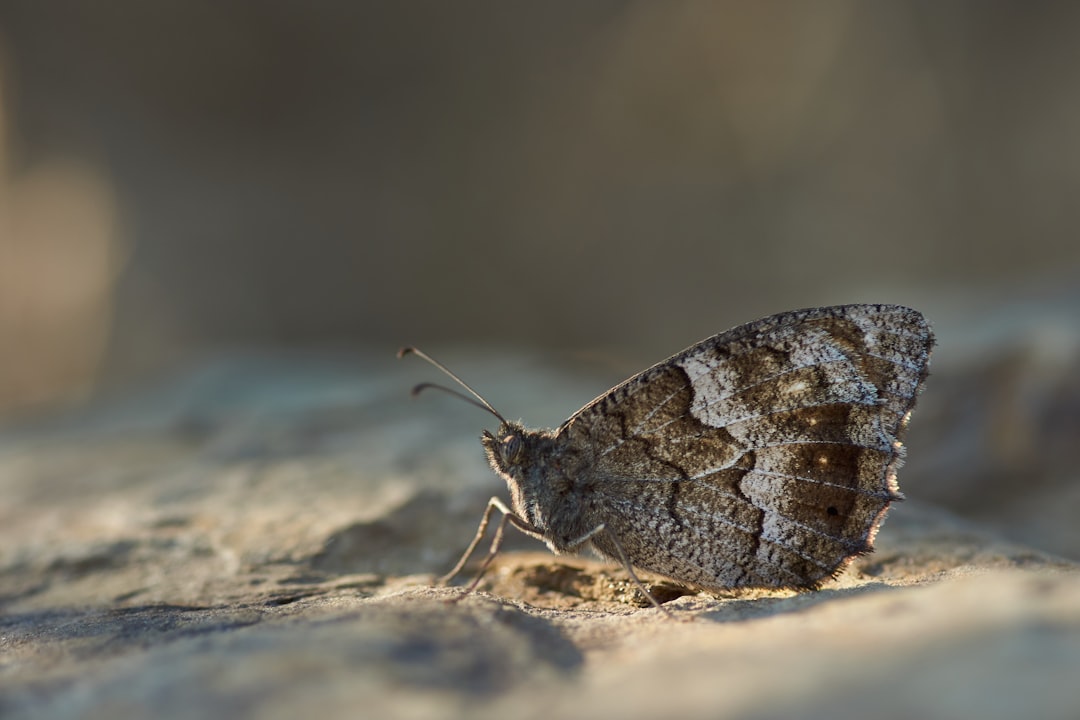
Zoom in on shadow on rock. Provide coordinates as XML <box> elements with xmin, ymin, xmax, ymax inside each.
<box><xmin>308</xmin><ymin>488</ymin><xmax>538</xmax><ymax>576</ymax></box>
<box><xmin>8</xmin><ymin>596</ymin><xmax>584</xmax><ymax>719</ymax></box>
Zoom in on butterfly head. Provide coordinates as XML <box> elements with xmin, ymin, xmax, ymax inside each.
<box><xmin>482</xmin><ymin>421</ymin><xmax>528</xmax><ymax>474</ymax></box>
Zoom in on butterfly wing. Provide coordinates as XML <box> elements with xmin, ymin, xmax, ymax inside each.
<box><xmin>556</xmin><ymin>304</ymin><xmax>933</xmax><ymax>590</ymax></box>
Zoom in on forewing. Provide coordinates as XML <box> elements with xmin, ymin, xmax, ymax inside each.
<box><xmin>557</xmin><ymin>304</ymin><xmax>933</xmax><ymax>590</ymax></box>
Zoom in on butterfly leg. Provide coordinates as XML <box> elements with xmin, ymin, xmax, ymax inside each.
<box><xmin>584</xmin><ymin>526</ymin><xmax>678</xmax><ymax>620</ymax></box>
<box><xmin>440</xmin><ymin>496</ymin><xmax>543</xmax><ymax>596</ymax></box>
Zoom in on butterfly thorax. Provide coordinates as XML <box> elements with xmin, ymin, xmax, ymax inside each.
<box><xmin>481</xmin><ymin>421</ymin><xmax>592</xmax><ymax>552</ymax></box>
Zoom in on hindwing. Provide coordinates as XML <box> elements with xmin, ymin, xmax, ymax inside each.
<box><xmin>556</xmin><ymin>304</ymin><xmax>933</xmax><ymax>589</ymax></box>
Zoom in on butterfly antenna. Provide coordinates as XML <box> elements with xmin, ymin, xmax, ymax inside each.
<box><xmin>397</xmin><ymin>347</ymin><xmax>507</xmax><ymax>425</ymax></box>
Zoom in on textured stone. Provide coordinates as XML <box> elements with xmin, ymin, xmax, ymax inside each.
<box><xmin>1</xmin><ymin>348</ymin><xmax>1078</xmax><ymax>720</ymax></box>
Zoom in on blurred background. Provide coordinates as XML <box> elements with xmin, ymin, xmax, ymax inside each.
<box><xmin>0</xmin><ymin>2</ymin><xmax>1078</xmax><ymax>553</ymax></box>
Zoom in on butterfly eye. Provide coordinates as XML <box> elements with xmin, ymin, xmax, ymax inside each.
<box><xmin>501</xmin><ymin>434</ymin><xmax>523</xmax><ymax>463</ymax></box>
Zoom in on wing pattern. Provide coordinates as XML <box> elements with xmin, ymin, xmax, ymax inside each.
<box><xmin>557</xmin><ymin>304</ymin><xmax>933</xmax><ymax>589</ymax></box>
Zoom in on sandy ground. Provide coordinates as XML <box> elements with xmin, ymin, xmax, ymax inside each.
<box><xmin>2</xmin><ymin>341</ymin><xmax>1078</xmax><ymax>719</ymax></box>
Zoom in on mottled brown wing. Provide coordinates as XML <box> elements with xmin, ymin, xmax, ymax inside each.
<box><xmin>556</xmin><ymin>304</ymin><xmax>933</xmax><ymax>590</ymax></box>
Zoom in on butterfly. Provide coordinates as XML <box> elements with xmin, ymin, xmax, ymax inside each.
<box><xmin>400</xmin><ymin>304</ymin><xmax>933</xmax><ymax>610</ymax></box>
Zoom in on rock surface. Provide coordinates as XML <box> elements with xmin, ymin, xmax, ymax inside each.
<box><xmin>2</xmin><ymin>348</ymin><xmax>1079</xmax><ymax>719</ymax></box>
